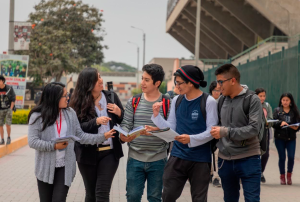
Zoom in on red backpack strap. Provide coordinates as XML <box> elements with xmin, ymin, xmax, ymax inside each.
<box><xmin>162</xmin><ymin>95</ymin><xmax>170</xmax><ymax>120</ymax></box>
<box><xmin>132</xmin><ymin>94</ymin><xmax>142</xmax><ymax>115</ymax></box>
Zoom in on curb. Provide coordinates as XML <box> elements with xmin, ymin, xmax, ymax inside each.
<box><xmin>0</xmin><ymin>135</ymin><xmax>28</xmax><ymax>158</ymax></box>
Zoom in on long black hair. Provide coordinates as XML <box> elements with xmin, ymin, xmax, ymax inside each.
<box><xmin>278</xmin><ymin>92</ymin><xmax>300</xmax><ymax>121</ymax></box>
<box><xmin>28</xmin><ymin>82</ymin><xmax>66</xmax><ymax>131</ymax></box>
<box><xmin>69</xmin><ymin>67</ymin><xmax>99</xmax><ymax>121</ymax></box>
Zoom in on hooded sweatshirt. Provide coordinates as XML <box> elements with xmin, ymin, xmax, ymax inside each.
<box><xmin>217</xmin><ymin>86</ymin><xmax>263</xmax><ymax>160</ymax></box>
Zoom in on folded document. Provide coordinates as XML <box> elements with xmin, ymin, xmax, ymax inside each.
<box><xmin>149</xmin><ymin>128</ymin><xmax>179</xmax><ymax>142</ymax></box>
<box><xmin>113</xmin><ymin>124</ymin><xmax>145</xmax><ymax>137</ymax></box>
<box><xmin>52</xmin><ymin>135</ymin><xmax>80</xmax><ymax>143</ymax></box>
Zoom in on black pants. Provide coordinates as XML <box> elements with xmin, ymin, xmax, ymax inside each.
<box><xmin>162</xmin><ymin>156</ymin><xmax>210</xmax><ymax>202</ymax></box>
<box><xmin>78</xmin><ymin>150</ymin><xmax>119</xmax><ymax>202</ymax></box>
<box><xmin>37</xmin><ymin>167</ymin><xmax>69</xmax><ymax>202</ymax></box>
<box><xmin>261</xmin><ymin>132</ymin><xmax>270</xmax><ymax>173</ymax></box>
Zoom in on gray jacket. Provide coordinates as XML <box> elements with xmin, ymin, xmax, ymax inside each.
<box><xmin>28</xmin><ymin>108</ymin><xmax>106</xmax><ymax>187</ymax></box>
<box><xmin>218</xmin><ymin>88</ymin><xmax>263</xmax><ymax>160</ymax></box>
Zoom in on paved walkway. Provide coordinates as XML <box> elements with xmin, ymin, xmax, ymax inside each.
<box><xmin>0</xmin><ymin>125</ymin><xmax>300</xmax><ymax>201</ymax></box>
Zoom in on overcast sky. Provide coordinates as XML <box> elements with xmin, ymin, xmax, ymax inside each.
<box><xmin>0</xmin><ymin>0</ymin><xmax>191</xmax><ymax>69</ymax></box>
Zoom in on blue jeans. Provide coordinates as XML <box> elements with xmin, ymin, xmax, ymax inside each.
<box><xmin>218</xmin><ymin>155</ymin><xmax>261</xmax><ymax>202</ymax></box>
<box><xmin>126</xmin><ymin>157</ymin><xmax>167</xmax><ymax>202</ymax></box>
<box><xmin>274</xmin><ymin>138</ymin><xmax>296</xmax><ymax>174</ymax></box>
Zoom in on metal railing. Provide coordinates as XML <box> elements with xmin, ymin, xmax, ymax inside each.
<box><xmin>198</xmin><ymin>34</ymin><xmax>300</xmax><ymax>69</ymax></box>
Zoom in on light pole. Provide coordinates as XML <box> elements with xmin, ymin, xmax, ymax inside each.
<box><xmin>8</xmin><ymin>0</ymin><xmax>15</xmax><ymax>54</ymax></box>
<box><xmin>128</xmin><ymin>41</ymin><xmax>140</xmax><ymax>88</ymax></box>
<box><xmin>131</xmin><ymin>26</ymin><xmax>145</xmax><ymax>67</ymax></box>
<box><xmin>195</xmin><ymin>0</ymin><xmax>201</xmax><ymax>66</ymax></box>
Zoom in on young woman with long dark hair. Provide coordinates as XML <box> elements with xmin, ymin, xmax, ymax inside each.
<box><xmin>273</xmin><ymin>93</ymin><xmax>300</xmax><ymax>185</ymax></box>
<box><xmin>69</xmin><ymin>68</ymin><xmax>124</xmax><ymax>202</ymax></box>
<box><xmin>255</xmin><ymin>88</ymin><xmax>273</xmax><ymax>183</ymax></box>
<box><xmin>28</xmin><ymin>82</ymin><xmax>115</xmax><ymax>202</ymax></box>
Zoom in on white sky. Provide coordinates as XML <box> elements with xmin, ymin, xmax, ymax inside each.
<box><xmin>0</xmin><ymin>0</ymin><xmax>191</xmax><ymax>69</ymax></box>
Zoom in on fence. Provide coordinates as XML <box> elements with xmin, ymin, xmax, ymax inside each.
<box><xmin>203</xmin><ymin>41</ymin><xmax>300</xmax><ymax>110</ymax></box>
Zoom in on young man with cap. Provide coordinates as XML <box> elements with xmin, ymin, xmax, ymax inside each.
<box><xmin>152</xmin><ymin>65</ymin><xmax>218</xmax><ymax>202</ymax></box>
<box><xmin>211</xmin><ymin>64</ymin><xmax>262</xmax><ymax>202</ymax></box>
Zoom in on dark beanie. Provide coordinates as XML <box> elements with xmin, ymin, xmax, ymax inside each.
<box><xmin>176</xmin><ymin>65</ymin><xmax>207</xmax><ymax>88</ymax></box>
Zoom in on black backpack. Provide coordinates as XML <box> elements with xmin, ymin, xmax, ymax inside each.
<box><xmin>218</xmin><ymin>89</ymin><xmax>267</xmax><ymax>155</ymax></box>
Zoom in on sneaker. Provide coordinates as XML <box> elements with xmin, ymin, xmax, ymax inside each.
<box><xmin>261</xmin><ymin>174</ymin><xmax>266</xmax><ymax>183</ymax></box>
<box><xmin>213</xmin><ymin>178</ymin><xmax>222</xmax><ymax>187</ymax></box>
<box><xmin>6</xmin><ymin>137</ymin><xmax>11</xmax><ymax>145</ymax></box>
<box><xmin>0</xmin><ymin>139</ymin><xmax>4</xmax><ymax>145</ymax></box>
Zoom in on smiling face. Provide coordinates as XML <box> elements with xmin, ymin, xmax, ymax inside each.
<box><xmin>92</xmin><ymin>73</ymin><xmax>103</xmax><ymax>94</ymax></box>
<box><xmin>216</xmin><ymin>74</ymin><xmax>234</xmax><ymax>96</ymax></box>
<box><xmin>59</xmin><ymin>88</ymin><xmax>69</xmax><ymax>109</ymax></box>
<box><xmin>140</xmin><ymin>71</ymin><xmax>160</xmax><ymax>94</ymax></box>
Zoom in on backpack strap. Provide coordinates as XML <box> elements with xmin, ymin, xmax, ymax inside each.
<box><xmin>132</xmin><ymin>93</ymin><xmax>142</xmax><ymax>115</ymax></box>
<box><xmin>162</xmin><ymin>94</ymin><xmax>170</xmax><ymax>120</ymax></box>
<box><xmin>200</xmin><ymin>92</ymin><xmax>209</xmax><ymax>122</ymax></box>
<box><xmin>243</xmin><ymin>89</ymin><xmax>255</xmax><ymax>117</ymax></box>
<box><xmin>175</xmin><ymin>95</ymin><xmax>184</xmax><ymax>112</ymax></box>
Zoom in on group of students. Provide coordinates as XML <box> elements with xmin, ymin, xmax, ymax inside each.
<box><xmin>28</xmin><ymin>63</ymin><xmax>299</xmax><ymax>202</ymax></box>
<box><xmin>1</xmin><ymin>64</ymin><xmax>26</xmax><ymax>77</ymax></box>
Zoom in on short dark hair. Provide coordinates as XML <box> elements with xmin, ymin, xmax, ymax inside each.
<box><xmin>173</xmin><ymin>72</ymin><xmax>200</xmax><ymax>89</ymax></box>
<box><xmin>142</xmin><ymin>64</ymin><xmax>165</xmax><ymax>88</ymax></box>
<box><xmin>0</xmin><ymin>75</ymin><xmax>5</xmax><ymax>83</ymax></box>
<box><xmin>209</xmin><ymin>81</ymin><xmax>218</xmax><ymax>95</ymax></box>
<box><xmin>255</xmin><ymin>88</ymin><xmax>266</xmax><ymax>95</ymax></box>
<box><xmin>215</xmin><ymin>64</ymin><xmax>240</xmax><ymax>83</ymax></box>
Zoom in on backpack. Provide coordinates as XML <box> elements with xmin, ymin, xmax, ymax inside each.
<box><xmin>132</xmin><ymin>93</ymin><xmax>170</xmax><ymax>120</ymax></box>
<box><xmin>175</xmin><ymin>92</ymin><xmax>219</xmax><ymax>170</ymax></box>
<box><xmin>132</xmin><ymin>93</ymin><xmax>171</xmax><ymax>154</ymax></box>
<box><xmin>218</xmin><ymin>89</ymin><xmax>267</xmax><ymax>155</ymax></box>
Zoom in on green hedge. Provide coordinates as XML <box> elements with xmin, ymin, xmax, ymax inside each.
<box><xmin>12</xmin><ymin>109</ymin><xmax>30</xmax><ymax>124</ymax></box>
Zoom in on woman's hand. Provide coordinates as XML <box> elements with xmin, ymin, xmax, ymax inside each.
<box><xmin>54</xmin><ymin>142</ymin><xmax>68</xmax><ymax>150</ymax></box>
<box><xmin>107</xmin><ymin>103</ymin><xmax>121</xmax><ymax>117</ymax></box>
<box><xmin>120</xmin><ymin>134</ymin><xmax>136</xmax><ymax>142</ymax></box>
<box><xmin>152</xmin><ymin>102</ymin><xmax>163</xmax><ymax>117</ymax></box>
<box><xmin>280</xmin><ymin>121</ymin><xmax>289</xmax><ymax>127</ymax></box>
<box><xmin>104</xmin><ymin>129</ymin><xmax>116</xmax><ymax>139</ymax></box>
<box><xmin>96</xmin><ymin>116</ymin><xmax>111</xmax><ymax>125</ymax></box>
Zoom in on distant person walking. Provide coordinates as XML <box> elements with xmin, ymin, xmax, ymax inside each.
<box><xmin>272</xmin><ymin>93</ymin><xmax>300</xmax><ymax>185</ymax></box>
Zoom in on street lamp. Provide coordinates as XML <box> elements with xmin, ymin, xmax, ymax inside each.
<box><xmin>131</xmin><ymin>26</ymin><xmax>145</xmax><ymax>67</ymax></box>
<box><xmin>128</xmin><ymin>41</ymin><xmax>140</xmax><ymax>88</ymax></box>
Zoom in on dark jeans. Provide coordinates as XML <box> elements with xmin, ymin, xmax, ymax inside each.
<box><xmin>218</xmin><ymin>155</ymin><xmax>261</xmax><ymax>202</ymax></box>
<box><xmin>162</xmin><ymin>156</ymin><xmax>210</xmax><ymax>202</ymax></box>
<box><xmin>78</xmin><ymin>150</ymin><xmax>119</xmax><ymax>202</ymax></box>
<box><xmin>274</xmin><ymin>138</ymin><xmax>296</xmax><ymax>174</ymax></box>
<box><xmin>261</xmin><ymin>131</ymin><xmax>270</xmax><ymax>173</ymax></box>
<box><xmin>37</xmin><ymin>167</ymin><xmax>69</xmax><ymax>202</ymax></box>
<box><xmin>126</xmin><ymin>157</ymin><xmax>167</xmax><ymax>202</ymax></box>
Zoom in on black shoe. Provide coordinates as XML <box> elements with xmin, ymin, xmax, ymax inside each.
<box><xmin>0</xmin><ymin>139</ymin><xmax>5</xmax><ymax>145</ymax></box>
<box><xmin>213</xmin><ymin>178</ymin><xmax>222</xmax><ymax>187</ymax></box>
<box><xmin>210</xmin><ymin>175</ymin><xmax>213</xmax><ymax>183</ymax></box>
<box><xmin>6</xmin><ymin>137</ymin><xmax>11</xmax><ymax>145</ymax></box>
<box><xmin>261</xmin><ymin>174</ymin><xmax>266</xmax><ymax>183</ymax></box>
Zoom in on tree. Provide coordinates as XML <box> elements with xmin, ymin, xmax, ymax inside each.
<box><xmin>17</xmin><ymin>0</ymin><xmax>106</xmax><ymax>84</ymax></box>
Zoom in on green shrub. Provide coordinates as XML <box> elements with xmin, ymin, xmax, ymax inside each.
<box><xmin>12</xmin><ymin>109</ymin><xmax>30</xmax><ymax>124</ymax></box>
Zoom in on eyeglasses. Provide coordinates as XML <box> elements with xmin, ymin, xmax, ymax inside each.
<box><xmin>216</xmin><ymin>78</ymin><xmax>232</xmax><ymax>86</ymax></box>
<box><xmin>174</xmin><ymin>81</ymin><xmax>186</xmax><ymax>86</ymax></box>
<box><xmin>212</xmin><ymin>90</ymin><xmax>221</xmax><ymax>93</ymax></box>
<box><xmin>61</xmin><ymin>92</ymin><xmax>70</xmax><ymax>98</ymax></box>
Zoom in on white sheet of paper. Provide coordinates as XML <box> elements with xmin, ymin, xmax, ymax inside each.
<box><xmin>267</xmin><ymin>119</ymin><xmax>280</xmax><ymax>123</ymax></box>
<box><xmin>282</xmin><ymin>123</ymin><xmax>300</xmax><ymax>129</ymax></box>
<box><xmin>150</xmin><ymin>129</ymin><xmax>179</xmax><ymax>142</ymax></box>
<box><xmin>52</xmin><ymin>135</ymin><xmax>80</xmax><ymax>143</ymax></box>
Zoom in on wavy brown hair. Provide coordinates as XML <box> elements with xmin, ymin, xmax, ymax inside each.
<box><xmin>69</xmin><ymin>67</ymin><xmax>99</xmax><ymax>121</ymax></box>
